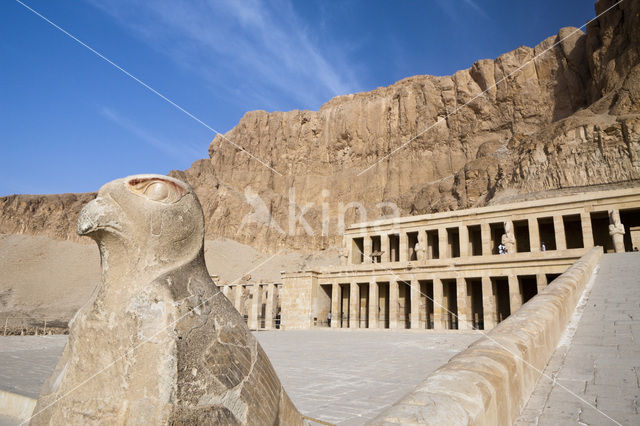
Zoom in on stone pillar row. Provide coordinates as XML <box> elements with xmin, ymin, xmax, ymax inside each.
<box><xmin>324</xmin><ymin>272</ymin><xmax>556</xmax><ymax>332</ymax></box>
<box><xmin>218</xmin><ymin>283</ymin><xmax>280</xmax><ymax>330</ymax></box>
<box><xmin>348</xmin><ymin>208</ymin><xmax>613</xmax><ymax>266</ymax></box>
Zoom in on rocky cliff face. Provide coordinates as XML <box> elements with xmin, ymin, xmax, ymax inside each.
<box><xmin>2</xmin><ymin>0</ymin><xmax>639</xmax><ymax>252</ymax></box>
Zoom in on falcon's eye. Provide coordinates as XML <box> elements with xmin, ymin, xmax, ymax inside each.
<box><xmin>145</xmin><ymin>182</ymin><xmax>169</xmax><ymax>201</ymax></box>
<box><xmin>127</xmin><ymin>177</ymin><xmax>187</xmax><ymax>203</ymax></box>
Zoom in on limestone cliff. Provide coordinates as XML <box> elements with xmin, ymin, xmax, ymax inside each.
<box><xmin>1</xmin><ymin>0</ymin><xmax>639</xmax><ymax>253</ymax></box>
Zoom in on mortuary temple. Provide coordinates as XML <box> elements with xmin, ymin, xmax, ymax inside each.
<box><xmin>217</xmin><ymin>187</ymin><xmax>640</xmax><ymax>331</ymax></box>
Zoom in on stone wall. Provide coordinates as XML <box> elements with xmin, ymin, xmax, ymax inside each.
<box><xmin>372</xmin><ymin>246</ymin><xmax>603</xmax><ymax>425</ymax></box>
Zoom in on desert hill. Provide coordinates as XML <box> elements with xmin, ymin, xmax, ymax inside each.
<box><xmin>0</xmin><ymin>233</ymin><xmax>338</xmax><ymax>324</ymax></box>
<box><xmin>1</xmin><ymin>0</ymin><xmax>638</xmax><ymax>256</ymax></box>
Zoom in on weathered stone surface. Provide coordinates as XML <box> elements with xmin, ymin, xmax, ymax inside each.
<box><xmin>1</xmin><ymin>1</ymin><xmax>638</xmax><ymax>253</ymax></box>
<box><xmin>30</xmin><ymin>175</ymin><xmax>301</xmax><ymax>425</ymax></box>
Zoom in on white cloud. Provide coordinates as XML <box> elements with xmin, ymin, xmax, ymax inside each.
<box><xmin>87</xmin><ymin>0</ymin><xmax>361</xmax><ymax>111</ymax></box>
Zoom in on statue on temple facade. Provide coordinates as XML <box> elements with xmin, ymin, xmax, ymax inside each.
<box><xmin>340</xmin><ymin>237</ymin><xmax>350</xmax><ymax>266</ymax></box>
<box><xmin>608</xmin><ymin>209</ymin><xmax>626</xmax><ymax>253</ymax></box>
<box><xmin>415</xmin><ymin>231</ymin><xmax>426</xmax><ymax>261</ymax></box>
<box><xmin>501</xmin><ymin>220</ymin><xmax>516</xmax><ymax>254</ymax></box>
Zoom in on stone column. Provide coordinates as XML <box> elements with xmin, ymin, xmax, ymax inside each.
<box><xmin>481</xmin><ymin>276</ymin><xmax>497</xmax><ymax>330</ymax></box>
<box><xmin>456</xmin><ymin>277</ymin><xmax>470</xmax><ymax>330</ymax></box>
<box><xmin>536</xmin><ymin>273</ymin><xmax>547</xmax><ymax>294</ymax></box>
<box><xmin>249</xmin><ymin>285</ymin><xmax>262</xmax><ymax>329</ymax></box>
<box><xmin>508</xmin><ymin>275</ymin><xmax>522</xmax><ymax>314</ymax></box>
<box><xmin>581</xmin><ymin>212</ymin><xmax>594</xmax><ymax>248</ymax></box>
<box><xmin>369</xmin><ymin>281</ymin><xmax>379</xmax><ymax>329</ymax></box>
<box><xmin>349</xmin><ymin>282</ymin><xmax>359</xmax><ymax>328</ymax></box>
<box><xmin>389</xmin><ymin>280</ymin><xmax>399</xmax><ymax>329</ymax></box>
<box><xmin>554</xmin><ymin>216</ymin><xmax>567</xmax><ymax>250</ymax></box>
<box><xmin>529</xmin><ymin>217</ymin><xmax>540</xmax><ymax>253</ymax></box>
<box><xmin>438</xmin><ymin>227</ymin><xmax>448</xmax><ymax>259</ymax></box>
<box><xmin>459</xmin><ymin>225</ymin><xmax>469</xmax><ymax>258</ymax></box>
<box><xmin>234</xmin><ymin>285</ymin><xmax>243</xmax><ymax>312</ymax></box>
<box><xmin>331</xmin><ymin>283</ymin><xmax>340</xmax><ymax>328</ymax></box>
<box><xmin>433</xmin><ymin>278</ymin><xmax>445</xmax><ymax>330</ymax></box>
<box><xmin>381</xmin><ymin>234</ymin><xmax>390</xmax><ymax>263</ymax></box>
<box><xmin>346</xmin><ymin>237</ymin><xmax>353</xmax><ymax>264</ymax></box>
<box><xmin>410</xmin><ymin>280</ymin><xmax>421</xmax><ymax>329</ymax></box>
<box><xmin>363</xmin><ymin>235</ymin><xmax>373</xmax><ymax>264</ymax></box>
<box><xmin>264</xmin><ymin>283</ymin><xmax>276</xmax><ymax>330</ymax></box>
<box><xmin>481</xmin><ymin>222</ymin><xmax>491</xmax><ymax>255</ymax></box>
<box><xmin>399</xmin><ymin>233</ymin><xmax>408</xmax><ymax>263</ymax></box>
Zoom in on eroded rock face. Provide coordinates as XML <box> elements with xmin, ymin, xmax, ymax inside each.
<box><xmin>180</xmin><ymin>0</ymin><xmax>639</xmax><ymax>252</ymax></box>
<box><xmin>30</xmin><ymin>174</ymin><xmax>302</xmax><ymax>425</ymax></box>
<box><xmin>1</xmin><ymin>0</ymin><xmax>639</xmax><ymax>253</ymax></box>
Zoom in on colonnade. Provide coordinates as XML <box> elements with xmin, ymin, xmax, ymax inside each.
<box><xmin>220</xmin><ymin>283</ymin><xmax>281</xmax><ymax>330</ymax></box>
<box><xmin>282</xmin><ymin>189</ymin><xmax>640</xmax><ymax>330</ymax></box>
<box><xmin>347</xmin><ymin>208</ymin><xmax>636</xmax><ymax>265</ymax></box>
<box><xmin>323</xmin><ymin>272</ymin><xmax>552</xmax><ymax>331</ymax></box>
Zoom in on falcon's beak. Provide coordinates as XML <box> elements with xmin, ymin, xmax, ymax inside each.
<box><xmin>77</xmin><ymin>196</ymin><xmax>121</xmax><ymax>236</ymax></box>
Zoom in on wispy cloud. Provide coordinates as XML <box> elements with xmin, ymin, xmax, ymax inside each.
<box><xmin>435</xmin><ymin>0</ymin><xmax>491</xmax><ymax>23</ymax></box>
<box><xmin>463</xmin><ymin>0</ymin><xmax>491</xmax><ymax>20</ymax></box>
<box><xmin>100</xmin><ymin>106</ymin><xmax>202</xmax><ymax>162</ymax></box>
<box><xmin>86</xmin><ymin>0</ymin><xmax>361</xmax><ymax>111</ymax></box>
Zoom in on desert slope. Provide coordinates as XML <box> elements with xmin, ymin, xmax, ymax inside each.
<box><xmin>0</xmin><ymin>233</ymin><xmax>339</xmax><ymax>324</ymax></box>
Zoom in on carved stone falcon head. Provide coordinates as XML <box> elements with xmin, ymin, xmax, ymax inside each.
<box><xmin>77</xmin><ymin>174</ymin><xmax>204</xmax><ymax>278</ymax></box>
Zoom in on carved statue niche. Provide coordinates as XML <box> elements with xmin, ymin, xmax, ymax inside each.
<box><xmin>501</xmin><ymin>220</ymin><xmax>516</xmax><ymax>254</ymax></box>
<box><xmin>608</xmin><ymin>209</ymin><xmax>626</xmax><ymax>253</ymax></box>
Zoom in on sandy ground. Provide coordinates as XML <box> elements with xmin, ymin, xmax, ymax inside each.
<box><xmin>0</xmin><ymin>233</ymin><xmax>338</xmax><ymax>324</ymax></box>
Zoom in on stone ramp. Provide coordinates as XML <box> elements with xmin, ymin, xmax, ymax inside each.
<box><xmin>517</xmin><ymin>253</ymin><xmax>640</xmax><ymax>425</ymax></box>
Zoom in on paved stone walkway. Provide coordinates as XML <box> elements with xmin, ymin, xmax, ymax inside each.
<box><xmin>0</xmin><ymin>335</ymin><xmax>67</xmax><ymax>399</ymax></box>
<box><xmin>0</xmin><ymin>415</ymin><xmax>19</xmax><ymax>426</ymax></box>
<box><xmin>517</xmin><ymin>253</ymin><xmax>640</xmax><ymax>425</ymax></box>
<box><xmin>255</xmin><ymin>330</ymin><xmax>479</xmax><ymax>425</ymax></box>
<box><xmin>0</xmin><ymin>331</ymin><xmax>479</xmax><ymax>425</ymax></box>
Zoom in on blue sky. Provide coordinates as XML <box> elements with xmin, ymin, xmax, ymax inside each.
<box><xmin>1</xmin><ymin>0</ymin><xmax>595</xmax><ymax>196</ymax></box>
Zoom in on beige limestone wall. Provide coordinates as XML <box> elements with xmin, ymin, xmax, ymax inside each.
<box><xmin>372</xmin><ymin>246</ymin><xmax>603</xmax><ymax>425</ymax></box>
